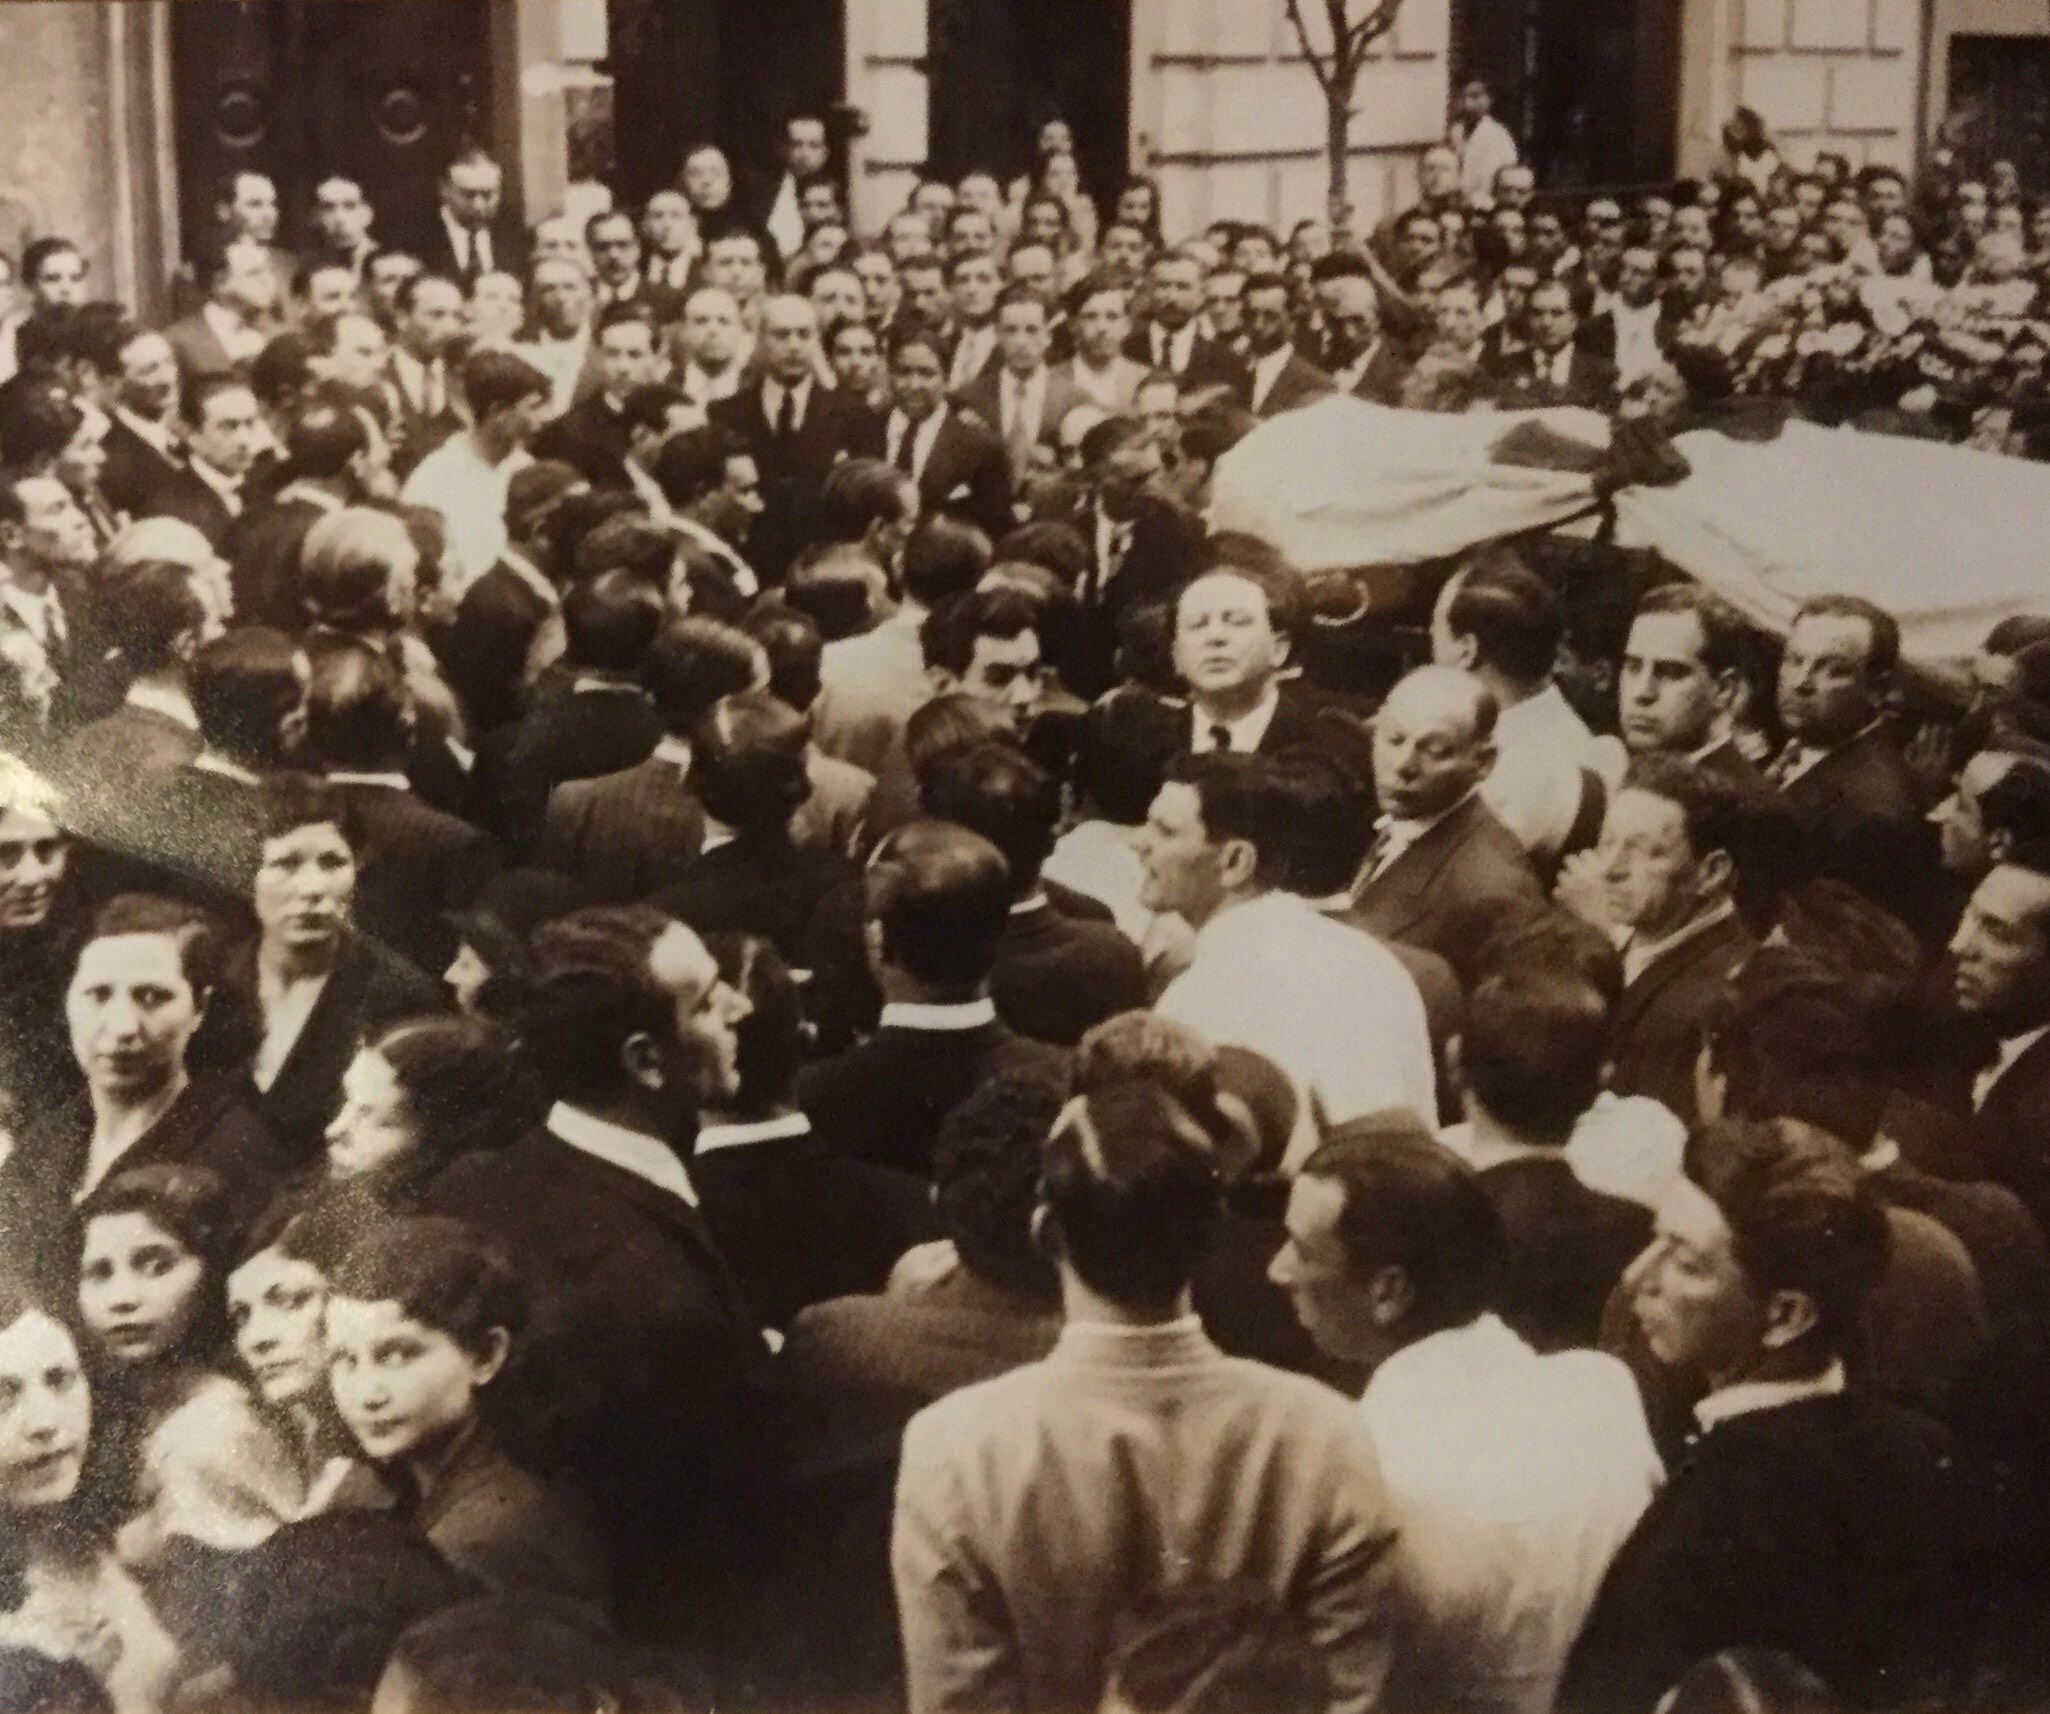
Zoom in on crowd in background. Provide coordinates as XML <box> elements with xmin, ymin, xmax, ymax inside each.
<box><xmin>0</xmin><ymin>80</ymin><xmax>2049</xmax><ymax>1714</ymax></box>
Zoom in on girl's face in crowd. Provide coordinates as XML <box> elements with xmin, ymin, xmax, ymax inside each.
<box><xmin>67</xmin><ymin>933</ymin><xmax>204</xmax><ymax>1104</ymax></box>
<box><xmin>79</xmin><ymin>1211</ymin><xmax>206</xmax><ymax>1366</ymax></box>
<box><xmin>325</xmin><ymin>1295</ymin><xmax>504</xmax><ymax>1464</ymax></box>
<box><xmin>0</xmin><ymin>1310</ymin><xmax>89</xmax><ymax>1508</ymax></box>
<box><xmin>228</xmin><ymin>1247</ymin><xmax>329</xmax><ymax>1407</ymax></box>
<box><xmin>325</xmin><ymin>1049</ymin><xmax>420</xmax><ymax>1181</ymax></box>
<box><xmin>253</xmin><ymin>821</ymin><xmax>357</xmax><ymax>956</ymax></box>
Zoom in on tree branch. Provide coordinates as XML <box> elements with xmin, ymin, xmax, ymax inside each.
<box><xmin>1282</xmin><ymin>0</ymin><xmax>1340</xmax><ymax>94</ymax></box>
<box><xmin>1345</xmin><ymin>0</ymin><xmax>1404</xmax><ymax>60</ymax></box>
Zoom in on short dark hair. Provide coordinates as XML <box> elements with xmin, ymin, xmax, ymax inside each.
<box><xmin>326</xmin><ymin>1215</ymin><xmax>524</xmax><ymax>1359</ymax></box>
<box><xmin>562</xmin><ymin>567</ymin><xmax>664</xmax><ymax>673</ymax></box>
<box><xmin>1445</xmin><ymin>551</ymin><xmax>1561</xmax><ymax>683</ymax></box>
<box><xmin>460</xmin><ymin>347</ymin><xmax>550</xmax><ymax>421</ymax></box>
<box><xmin>300</xmin><ymin>634</ymin><xmax>410</xmax><ymax>769</ymax></box>
<box><xmin>1040</xmin><ymin>1080</ymin><xmax>1222</xmax><ymax>1305</ymax></box>
<box><xmin>504</xmin><ymin>458</ymin><xmax>585</xmax><ymax>543</ymax></box>
<box><xmin>572</xmin><ymin>513</ymin><xmax>674</xmax><ymax>586</ymax></box>
<box><xmin>651</xmin><ymin>424</ymin><xmax>739</xmax><ymax>511</ymax></box>
<box><xmin>1302</xmin><ymin>1113</ymin><xmax>1507</xmax><ymax>1335</ymax></box>
<box><xmin>813</xmin><ymin>457</ymin><xmax>916</xmax><ymax>546</ymax></box>
<box><xmin>642</xmin><ymin>616</ymin><xmax>762</xmax><ymax>735</ymax></box>
<box><xmin>918</xmin><ymin>738</ymin><xmax>1061</xmax><ymax>889</ymax></box>
<box><xmin>1622</xmin><ymin>753</ymin><xmax>1762</xmax><ymax>865</ymax></box>
<box><xmin>379</xmin><ymin>1595</ymin><xmax>637</xmax><ymax>1714</ymax></box>
<box><xmin>1684</xmin><ymin>1117</ymin><xmax>1889</xmax><ymax>1356</ymax></box>
<box><xmin>1460</xmin><ymin>968</ymin><xmax>1609</xmax><ymax>1145</ymax></box>
<box><xmin>690</xmin><ymin>689</ymin><xmax>812</xmax><ymax>833</ymax></box>
<box><xmin>99</xmin><ymin>561</ymin><xmax>206</xmax><ymax>679</ymax></box>
<box><xmin>521</xmin><ymin>905</ymin><xmax>688</xmax><ymax>1104</ymax></box>
<box><xmin>742</xmin><ymin>603</ymin><xmax>823</xmax><ymax>712</ymax></box>
<box><xmin>920</xmin><ymin>587</ymin><xmax>1040</xmax><ymax>677</ymax></box>
<box><xmin>283</xmin><ymin>394</ymin><xmax>372</xmax><ymax>481</ymax></box>
<box><xmin>901</xmin><ymin>513</ymin><xmax>993</xmax><ymax>609</ymax></box>
<box><xmin>864</xmin><ymin>819</ymin><xmax>1013</xmax><ymax>990</ymax></box>
<box><xmin>994</xmin><ymin>521</ymin><xmax>1089</xmax><ymax>587</ymax></box>
<box><xmin>1474</xmin><ymin>909</ymin><xmax>1625</xmax><ymax>1002</ymax></box>
<box><xmin>1633</xmin><ymin>582</ymin><xmax>1752</xmax><ymax>678</ymax></box>
<box><xmin>83</xmin><ymin>893</ymin><xmax>222</xmax><ymax>997</ymax></box>
<box><xmin>1165</xmin><ymin>751</ymin><xmax>1307</xmax><ymax>890</ymax></box>
<box><xmin>1791</xmin><ymin>593</ymin><xmax>1899</xmax><ymax>679</ymax></box>
<box><xmin>184</xmin><ymin>370</ymin><xmax>255</xmax><ymax>431</ymax></box>
<box><xmin>932</xmin><ymin>1069</ymin><xmax>1066</xmax><ymax>1299</ymax></box>
<box><xmin>192</xmin><ymin>626</ymin><xmax>301</xmax><ymax>763</ymax></box>
<box><xmin>370</xmin><ymin>1016</ymin><xmax>542</xmax><ymax>1174</ymax></box>
<box><xmin>254</xmin><ymin>771</ymin><xmax>367</xmax><ymax>856</ymax></box>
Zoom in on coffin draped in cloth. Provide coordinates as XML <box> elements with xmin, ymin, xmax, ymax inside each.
<box><xmin>1207</xmin><ymin>393</ymin><xmax>2050</xmax><ymax>657</ymax></box>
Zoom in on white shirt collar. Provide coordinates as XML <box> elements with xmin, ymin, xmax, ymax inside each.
<box><xmin>1693</xmin><ymin>1360</ymin><xmax>1846</xmax><ymax>1433</ymax></box>
<box><xmin>879</xmin><ymin>997</ymin><xmax>998</xmax><ymax>1032</ymax></box>
<box><xmin>191</xmin><ymin>750</ymin><xmax>259</xmax><ymax>783</ymax></box>
<box><xmin>887</xmin><ymin>406</ymin><xmax>948</xmax><ymax>479</ymax></box>
<box><xmin>546</xmin><ymin>1101</ymin><xmax>698</xmax><ymax>1207</ymax></box>
<box><xmin>1976</xmin><ymin>1024</ymin><xmax>2050</xmax><ymax>1110</ymax></box>
<box><xmin>497</xmin><ymin>546</ymin><xmax>557</xmax><ymax>608</ymax></box>
<box><xmin>651</xmin><ymin>733</ymin><xmax>692</xmax><ymax>773</ymax></box>
<box><xmin>274</xmin><ymin>480</ymin><xmax>345</xmax><ymax>515</ymax></box>
<box><xmin>113</xmin><ymin>405</ymin><xmax>178</xmax><ymax>456</ymax></box>
<box><xmin>125</xmin><ymin>681</ymin><xmax>199</xmax><ymax>731</ymax></box>
<box><xmin>323</xmin><ymin>769</ymin><xmax>411</xmax><ymax>790</ymax></box>
<box><xmin>694</xmin><ymin>1111</ymin><xmax>812</xmax><ymax>1155</ymax></box>
<box><xmin>1009</xmin><ymin>892</ymin><xmax>1051</xmax><ymax>917</ymax></box>
<box><xmin>1250</xmin><ymin>344</ymin><xmax>1292</xmax><ymax>404</ymax></box>
<box><xmin>201</xmin><ymin>299</ymin><xmax>263</xmax><ymax>362</ymax></box>
<box><xmin>1460</xmin><ymin>1130</ymin><xmax>1567</xmax><ymax>1174</ymax></box>
<box><xmin>187</xmin><ymin>455</ymin><xmax>243</xmax><ymax>508</ymax></box>
<box><xmin>1189</xmin><ymin>684</ymin><xmax>1281</xmax><ymax>754</ymax></box>
<box><xmin>0</xmin><ymin>579</ymin><xmax>64</xmax><ymax>645</ymax></box>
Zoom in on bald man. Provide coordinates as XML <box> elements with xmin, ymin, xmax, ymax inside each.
<box><xmin>711</xmin><ymin>294</ymin><xmax>884</xmax><ymax>580</ymax></box>
<box><xmin>1349</xmin><ymin>666</ymin><xmax>1549</xmax><ymax>986</ymax></box>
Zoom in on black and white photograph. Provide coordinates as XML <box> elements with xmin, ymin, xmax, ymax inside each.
<box><xmin>1</xmin><ymin>0</ymin><xmax>2050</xmax><ymax>1709</ymax></box>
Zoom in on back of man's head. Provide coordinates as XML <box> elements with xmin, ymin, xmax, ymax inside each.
<box><xmin>377</xmin><ymin>1595</ymin><xmax>647</xmax><ymax>1714</ymax></box>
<box><xmin>573</xmin><ymin>513</ymin><xmax>674</xmax><ymax>587</ymax></box>
<box><xmin>1443</xmin><ymin>551</ymin><xmax>1562</xmax><ymax>686</ymax></box>
<box><xmin>301</xmin><ymin>634</ymin><xmax>411</xmax><ymax>770</ymax></box>
<box><xmin>917</xmin><ymin>737</ymin><xmax>1061</xmax><ymax>891</ymax></box>
<box><xmin>901</xmin><ymin>513</ymin><xmax>993</xmax><ymax>610</ymax></box>
<box><xmin>690</xmin><ymin>689</ymin><xmax>811</xmax><ymax>834</ymax></box>
<box><xmin>1040</xmin><ymin>1079</ymin><xmax>1224</xmax><ymax>1308</ymax></box>
<box><xmin>284</xmin><ymin>394</ymin><xmax>371</xmax><ymax>483</ymax></box>
<box><xmin>864</xmin><ymin>818</ymin><xmax>1012</xmax><ymax>993</ymax></box>
<box><xmin>813</xmin><ymin>457</ymin><xmax>914</xmax><ymax>547</ymax></box>
<box><xmin>1302</xmin><ymin>1113</ymin><xmax>1507</xmax><ymax>1340</ymax></box>
<box><xmin>651</xmin><ymin>424</ymin><xmax>733</xmax><ymax>513</ymax></box>
<box><xmin>192</xmin><ymin>626</ymin><xmax>302</xmax><ymax>764</ymax></box>
<box><xmin>563</xmin><ymin>566</ymin><xmax>664</xmax><ymax>673</ymax></box>
<box><xmin>934</xmin><ymin>1068</ymin><xmax>1067</xmax><ymax>1300</ymax></box>
<box><xmin>1459</xmin><ymin>968</ymin><xmax>1610</xmax><ymax>1146</ymax></box>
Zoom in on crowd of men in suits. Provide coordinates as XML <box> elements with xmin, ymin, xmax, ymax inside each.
<box><xmin>3</xmin><ymin>95</ymin><xmax>2050</xmax><ymax>1714</ymax></box>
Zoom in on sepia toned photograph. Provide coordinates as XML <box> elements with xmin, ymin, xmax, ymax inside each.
<box><xmin>0</xmin><ymin>0</ymin><xmax>2048</xmax><ymax>1709</ymax></box>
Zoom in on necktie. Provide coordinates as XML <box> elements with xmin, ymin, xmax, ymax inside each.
<box><xmin>1000</xmin><ymin>381</ymin><xmax>1017</xmax><ymax>446</ymax></box>
<box><xmin>1767</xmin><ymin>741</ymin><xmax>1807</xmax><ymax>787</ymax></box>
<box><xmin>770</xmin><ymin>388</ymin><xmax>792</xmax><ymax>440</ymax></box>
<box><xmin>1208</xmin><ymin>723</ymin><xmax>1234</xmax><ymax>754</ymax></box>
<box><xmin>1361</xmin><ymin>823</ymin><xmax>1396</xmax><ymax>884</ymax></box>
<box><xmin>894</xmin><ymin>421</ymin><xmax>918</xmax><ymax>475</ymax></box>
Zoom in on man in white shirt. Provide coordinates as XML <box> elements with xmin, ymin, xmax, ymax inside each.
<box><xmin>1144</xmin><ymin>750</ymin><xmax>1437</xmax><ymax>1165</ymax></box>
<box><xmin>954</xmin><ymin>285</ymin><xmax>1079</xmax><ymax>471</ymax></box>
<box><xmin>401</xmin><ymin>347</ymin><xmax>552</xmax><ymax>598</ymax></box>
<box><xmin>521</xmin><ymin>256</ymin><xmax>600</xmax><ymax>418</ymax></box>
<box><xmin>944</xmin><ymin>250</ymin><xmax>1002</xmax><ymax>391</ymax></box>
<box><xmin>1271</xmin><ymin>1115</ymin><xmax>1660</xmax><ymax>1714</ymax></box>
<box><xmin>1451</xmin><ymin>79</ymin><xmax>1522</xmax><ymax>211</ymax></box>
<box><xmin>1432</xmin><ymin>552</ymin><xmax>1623</xmax><ymax>869</ymax></box>
<box><xmin>1059</xmin><ymin>276</ymin><xmax>1147</xmax><ymax>413</ymax></box>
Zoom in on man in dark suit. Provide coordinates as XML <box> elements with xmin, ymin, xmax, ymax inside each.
<box><xmin>1490</xmin><ymin>279</ymin><xmax>1617</xmax><ymax>410</ymax></box>
<box><xmin>437</xmin><ymin>459</ymin><xmax>585</xmax><ymax>737</ymax></box>
<box><xmin>223</xmin><ymin>394</ymin><xmax>380</xmax><ymax>632</ymax></box>
<box><xmin>796</xmin><ymin>820</ymin><xmax>1065</xmax><ymax>1179</ymax></box>
<box><xmin>918</xmin><ymin>738</ymin><xmax>1146</xmax><ymax>1047</ymax></box>
<box><xmin>711</xmin><ymin>295</ymin><xmax>884</xmax><ymax>583</ymax></box>
<box><xmin>1351</xmin><ymin>667</ymin><xmax>1549</xmax><ymax>987</ymax></box>
<box><xmin>1950</xmin><ymin>858</ymin><xmax>2050</xmax><ymax>1233</ymax></box>
<box><xmin>484</xmin><ymin>568</ymin><xmax>665</xmax><ymax>853</ymax></box>
<box><xmin>1240</xmin><ymin>272</ymin><xmax>1333</xmax><ymax>418</ymax></box>
<box><xmin>1616</xmin><ymin>585</ymin><xmax>1770</xmax><ymax>791</ymax></box>
<box><xmin>1315</xmin><ymin>259</ymin><xmax>1409</xmax><ymax>406</ymax></box>
<box><xmin>1560</xmin><ymin>1118</ymin><xmax>1988</xmax><ymax>1714</ymax></box>
<box><xmin>954</xmin><ymin>285</ymin><xmax>1085</xmax><ymax>473</ymax></box>
<box><xmin>694</xmin><ymin>931</ymin><xmax>937</xmax><ymax>1334</ymax></box>
<box><xmin>163</xmin><ymin>239</ymin><xmax>277</xmax><ymax>385</ymax></box>
<box><xmin>138</xmin><ymin>375</ymin><xmax>267</xmax><ymax>551</ymax></box>
<box><xmin>1575</xmin><ymin>759</ymin><xmax>1761</xmax><ymax>1126</ymax></box>
<box><xmin>882</xmin><ymin>330</ymin><xmax>1014</xmax><ymax>543</ymax></box>
<box><xmin>100</xmin><ymin>326</ymin><xmax>186</xmax><ymax>521</ymax></box>
<box><xmin>539</xmin><ymin>616</ymin><xmax>763</xmax><ymax>905</ymax></box>
<box><xmin>1771</xmin><ymin>594</ymin><xmax>1940</xmax><ymax>933</ymax></box>
<box><xmin>1458</xmin><ymin>968</ymin><xmax>1652</xmax><ymax>1352</ymax></box>
<box><xmin>1578</xmin><ymin>244</ymin><xmax>1672</xmax><ymax>387</ymax></box>
<box><xmin>300</xmin><ymin>636</ymin><xmax>499</xmax><ymax>976</ymax></box>
<box><xmin>382</xmin><ymin>273</ymin><xmax>468</xmax><ymax>480</ymax></box>
<box><xmin>531</xmin><ymin>302</ymin><xmax>664</xmax><ymax>491</ymax></box>
<box><xmin>1125</xmin><ymin>250</ymin><xmax>1247</xmax><ymax>404</ymax></box>
<box><xmin>423</xmin><ymin>904</ymin><xmax>766</xmax><ymax>1642</ymax></box>
<box><xmin>647</xmin><ymin>691</ymin><xmax>856</xmax><ymax>970</ymax></box>
<box><xmin>585</xmin><ymin>208</ymin><xmax>685</xmax><ymax>325</ymax></box>
<box><xmin>409</xmin><ymin>148</ymin><xmax>530</xmax><ymax>287</ymax></box>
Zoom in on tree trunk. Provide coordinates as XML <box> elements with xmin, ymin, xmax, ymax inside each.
<box><xmin>1326</xmin><ymin>91</ymin><xmax>1354</xmax><ymax>236</ymax></box>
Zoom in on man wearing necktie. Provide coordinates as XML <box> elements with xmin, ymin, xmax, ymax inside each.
<box><xmin>883</xmin><ymin>331</ymin><xmax>1012</xmax><ymax>542</ymax></box>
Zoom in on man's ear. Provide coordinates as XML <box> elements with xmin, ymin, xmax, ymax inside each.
<box><xmin>621</xmin><ymin>1030</ymin><xmax>667</xmax><ymax>1093</ymax></box>
<box><xmin>1217</xmin><ymin>836</ymin><xmax>1259</xmax><ymax>894</ymax></box>
<box><xmin>1445</xmin><ymin>630</ymin><xmax>1480</xmax><ymax>672</ymax></box>
<box><xmin>471</xmin><ymin>1325</ymin><xmax>512</xmax><ymax>1388</ymax></box>
<box><xmin>1712</xmin><ymin>667</ymin><xmax>1743</xmax><ymax>715</ymax></box>
<box><xmin>1367</xmin><ymin>1263</ymin><xmax>1414</xmax><ymax>1330</ymax></box>
<box><xmin>1990</xmin><ymin>828</ymin><xmax>2016</xmax><ymax>866</ymax></box>
<box><xmin>926</xmin><ymin>665</ymin><xmax>956</xmax><ymax>695</ymax></box>
<box><xmin>1699</xmin><ymin>847</ymin><xmax>1735</xmax><ymax>898</ymax></box>
<box><xmin>1759</xmin><ymin>1286</ymin><xmax>1820</xmax><ymax>1352</ymax></box>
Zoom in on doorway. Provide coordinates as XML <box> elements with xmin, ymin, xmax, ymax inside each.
<box><xmin>1947</xmin><ymin>35</ymin><xmax>2050</xmax><ymax>193</ymax></box>
<box><xmin>926</xmin><ymin>0</ymin><xmax>1131</xmax><ymax>207</ymax></box>
<box><xmin>170</xmin><ymin>0</ymin><xmax>493</xmax><ymax>263</ymax></box>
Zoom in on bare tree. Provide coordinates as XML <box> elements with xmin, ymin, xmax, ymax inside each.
<box><xmin>1282</xmin><ymin>0</ymin><xmax>1409</xmax><ymax>234</ymax></box>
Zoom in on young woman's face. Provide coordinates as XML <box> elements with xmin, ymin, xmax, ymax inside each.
<box><xmin>0</xmin><ymin>1311</ymin><xmax>89</xmax><ymax>1508</ymax></box>
<box><xmin>325</xmin><ymin>1296</ymin><xmax>501</xmax><ymax>1463</ymax></box>
<box><xmin>325</xmin><ymin>1049</ymin><xmax>419</xmax><ymax>1180</ymax></box>
<box><xmin>228</xmin><ymin>1247</ymin><xmax>329</xmax><ymax>1406</ymax></box>
<box><xmin>67</xmin><ymin>933</ymin><xmax>205</xmax><ymax>1102</ymax></box>
<box><xmin>253</xmin><ymin>821</ymin><xmax>358</xmax><ymax>955</ymax></box>
<box><xmin>79</xmin><ymin>1210</ymin><xmax>206</xmax><ymax>1365</ymax></box>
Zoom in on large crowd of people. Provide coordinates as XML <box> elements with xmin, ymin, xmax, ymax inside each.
<box><xmin>0</xmin><ymin>81</ymin><xmax>2049</xmax><ymax>1714</ymax></box>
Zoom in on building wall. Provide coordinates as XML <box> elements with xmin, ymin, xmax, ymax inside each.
<box><xmin>1129</xmin><ymin>0</ymin><xmax>1452</xmax><ymax>237</ymax></box>
<box><xmin>845</xmin><ymin>0</ymin><xmax>929</xmax><ymax>230</ymax></box>
<box><xmin>1680</xmin><ymin>0</ymin><xmax>1926</xmax><ymax>174</ymax></box>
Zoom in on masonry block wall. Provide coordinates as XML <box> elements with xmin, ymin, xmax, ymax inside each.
<box><xmin>1727</xmin><ymin>0</ymin><xmax>1923</xmax><ymax>168</ymax></box>
<box><xmin>1130</xmin><ymin>0</ymin><xmax>1452</xmax><ymax>237</ymax></box>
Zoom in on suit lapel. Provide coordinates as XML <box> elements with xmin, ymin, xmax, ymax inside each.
<box><xmin>1613</xmin><ymin>913</ymin><xmax>1751</xmax><ymax>1040</ymax></box>
<box><xmin>1361</xmin><ymin>799</ymin><xmax>1486</xmax><ymax>939</ymax></box>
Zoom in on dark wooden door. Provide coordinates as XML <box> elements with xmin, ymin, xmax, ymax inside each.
<box><xmin>607</xmin><ymin>0</ymin><xmax>846</xmax><ymax>208</ymax></box>
<box><xmin>1456</xmin><ymin>0</ymin><xmax>1679</xmax><ymax>190</ymax></box>
<box><xmin>927</xmin><ymin>0</ymin><xmax>1131</xmax><ymax>206</ymax></box>
<box><xmin>1949</xmin><ymin>35</ymin><xmax>2050</xmax><ymax>193</ymax></box>
<box><xmin>171</xmin><ymin>0</ymin><xmax>493</xmax><ymax>262</ymax></box>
